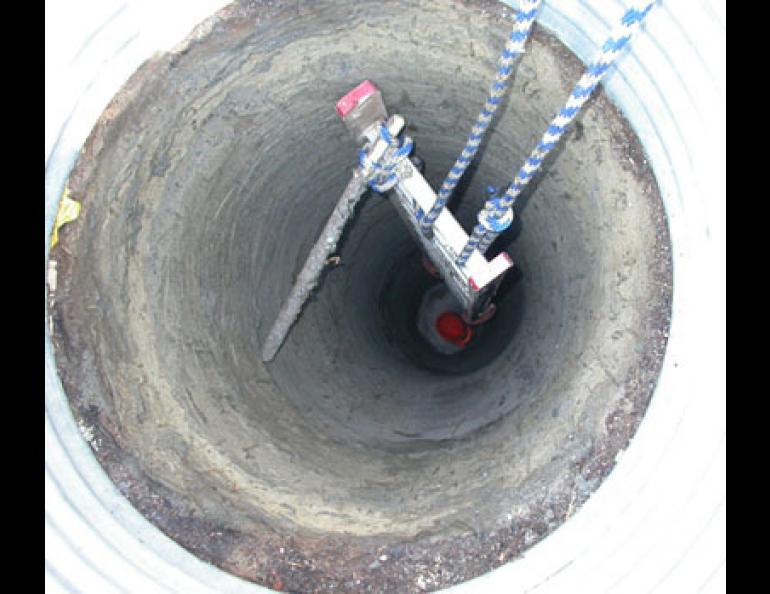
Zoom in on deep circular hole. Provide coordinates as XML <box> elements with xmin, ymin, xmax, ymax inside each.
<box><xmin>50</xmin><ymin>0</ymin><xmax>673</xmax><ymax>590</ymax></box>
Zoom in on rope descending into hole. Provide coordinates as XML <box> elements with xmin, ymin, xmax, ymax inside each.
<box><xmin>456</xmin><ymin>0</ymin><xmax>656</xmax><ymax>266</ymax></box>
<box><xmin>417</xmin><ymin>0</ymin><xmax>543</xmax><ymax>235</ymax></box>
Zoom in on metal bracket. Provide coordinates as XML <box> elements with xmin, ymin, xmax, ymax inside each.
<box><xmin>337</xmin><ymin>81</ymin><xmax>513</xmax><ymax>319</ymax></box>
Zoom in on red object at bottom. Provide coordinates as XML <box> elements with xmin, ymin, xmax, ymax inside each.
<box><xmin>435</xmin><ymin>311</ymin><xmax>472</xmax><ymax>347</ymax></box>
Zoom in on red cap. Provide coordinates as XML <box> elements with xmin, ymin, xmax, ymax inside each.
<box><xmin>436</xmin><ymin>311</ymin><xmax>472</xmax><ymax>347</ymax></box>
<box><xmin>335</xmin><ymin>80</ymin><xmax>379</xmax><ymax>118</ymax></box>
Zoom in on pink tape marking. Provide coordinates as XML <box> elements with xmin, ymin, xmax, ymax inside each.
<box><xmin>335</xmin><ymin>80</ymin><xmax>379</xmax><ymax>118</ymax></box>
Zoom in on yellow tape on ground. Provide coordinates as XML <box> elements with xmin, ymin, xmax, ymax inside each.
<box><xmin>51</xmin><ymin>186</ymin><xmax>81</xmax><ymax>248</ymax></box>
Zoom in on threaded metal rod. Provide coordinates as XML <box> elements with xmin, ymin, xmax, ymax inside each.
<box><xmin>261</xmin><ymin>171</ymin><xmax>366</xmax><ymax>361</ymax></box>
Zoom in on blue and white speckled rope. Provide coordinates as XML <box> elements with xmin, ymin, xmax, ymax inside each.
<box><xmin>417</xmin><ymin>0</ymin><xmax>542</xmax><ymax>236</ymax></box>
<box><xmin>456</xmin><ymin>0</ymin><xmax>655</xmax><ymax>266</ymax></box>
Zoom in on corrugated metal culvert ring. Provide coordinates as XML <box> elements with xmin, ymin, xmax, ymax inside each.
<box><xmin>45</xmin><ymin>1</ymin><xmax>724</xmax><ymax>592</ymax></box>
